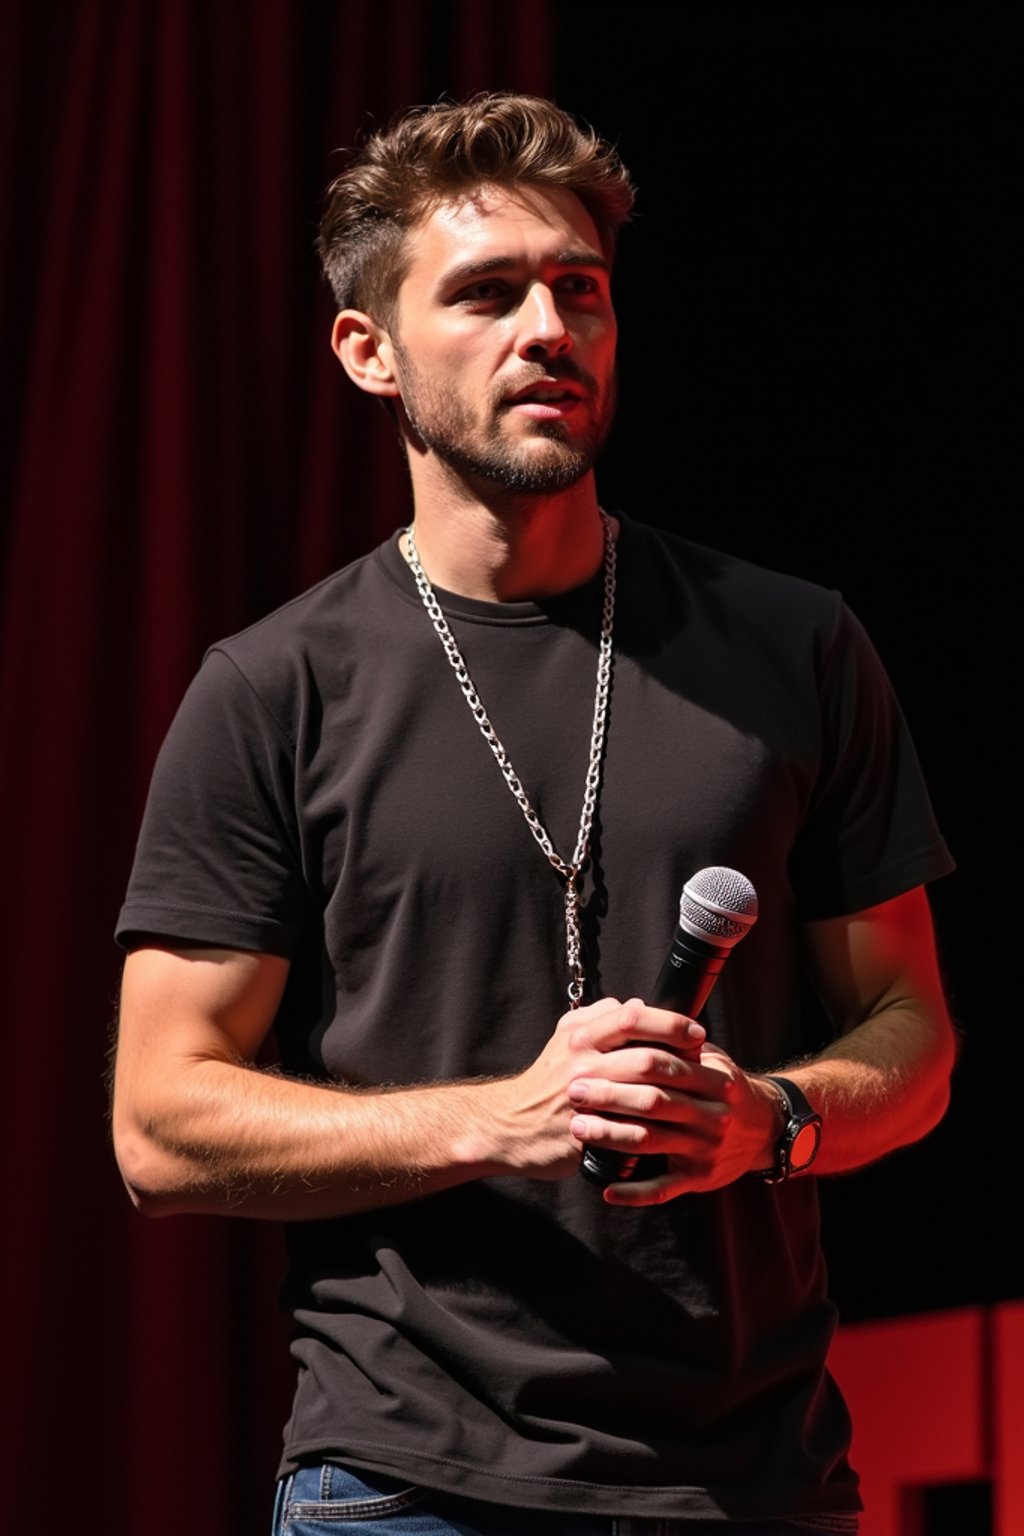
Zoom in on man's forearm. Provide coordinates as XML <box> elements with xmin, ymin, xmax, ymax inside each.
<box><xmin>113</xmin><ymin>943</ymin><xmax>586</xmax><ymax>1220</ymax></box>
<box><xmin>116</xmin><ymin>1059</ymin><xmax>546</xmax><ymax>1220</ymax></box>
<box><xmin>765</xmin><ymin>1000</ymin><xmax>956</xmax><ymax>1177</ymax></box>
<box><xmin>776</xmin><ymin>887</ymin><xmax>958</xmax><ymax>1176</ymax></box>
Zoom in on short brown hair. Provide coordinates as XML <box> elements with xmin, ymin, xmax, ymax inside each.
<box><xmin>316</xmin><ymin>92</ymin><xmax>635</xmax><ymax>326</ymax></box>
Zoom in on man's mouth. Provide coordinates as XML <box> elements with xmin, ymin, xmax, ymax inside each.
<box><xmin>502</xmin><ymin>379</ymin><xmax>587</xmax><ymax>409</ymax></box>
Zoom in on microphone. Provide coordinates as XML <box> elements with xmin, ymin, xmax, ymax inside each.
<box><xmin>580</xmin><ymin>866</ymin><xmax>759</xmax><ymax>1188</ymax></box>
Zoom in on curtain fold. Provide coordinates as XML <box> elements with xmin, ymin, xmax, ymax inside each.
<box><xmin>1</xmin><ymin>6</ymin><xmax>552</xmax><ymax>1533</ymax></box>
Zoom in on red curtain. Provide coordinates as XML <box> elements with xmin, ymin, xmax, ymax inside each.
<box><xmin>0</xmin><ymin>5</ymin><xmax>553</xmax><ymax>1533</ymax></box>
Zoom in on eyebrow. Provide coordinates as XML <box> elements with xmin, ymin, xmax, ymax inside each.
<box><xmin>437</xmin><ymin>250</ymin><xmax>611</xmax><ymax>292</ymax></box>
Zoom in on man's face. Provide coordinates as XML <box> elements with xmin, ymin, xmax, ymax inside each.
<box><xmin>387</xmin><ymin>185</ymin><xmax>618</xmax><ymax>495</ymax></box>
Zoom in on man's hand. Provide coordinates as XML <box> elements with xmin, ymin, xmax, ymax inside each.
<box><xmin>572</xmin><ymin>887</ymin><xmax>958</xmax><ymax>1208</ymax></box>
<box><xmin>471</xmin><ymin>996</ymin><xmax>709</xmax><ymax>1181</ymax></box>
<box><xmin>563</xmin><ymin>1037</ymin><xmax>780</xmax><ymax>1205</ymax></box>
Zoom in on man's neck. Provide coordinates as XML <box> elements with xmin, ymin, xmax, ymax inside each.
<box><xmin>400</xmin><ymin>472</ymin><xmax>610</xmax><ymax>603</ymax></box>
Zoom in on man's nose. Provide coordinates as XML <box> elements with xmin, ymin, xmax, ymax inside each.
<box><xmin>515</xmin><ymin>283</ymin><xmax>572</xmax><ymax>357</ymax></box>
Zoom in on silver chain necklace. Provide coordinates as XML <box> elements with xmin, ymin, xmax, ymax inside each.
<box><xmin>403</xmin><ymin>512</ymin><xmax>616</xmax><ymax>1007</ymax></box>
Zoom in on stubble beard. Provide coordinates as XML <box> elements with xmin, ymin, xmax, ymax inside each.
<box><xmin>392</xmin><ymin>342</ymin><xmax>616</xmax><ymax>496</ymax></box>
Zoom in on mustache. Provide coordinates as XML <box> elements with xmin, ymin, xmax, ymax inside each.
<box><xmin>496</xmin><ymin>360</ymin><xmax>599</xmax><ymax>404</ymax></box>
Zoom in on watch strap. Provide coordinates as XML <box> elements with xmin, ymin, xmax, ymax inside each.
<box><xmin>765</xmin><ymin>1074</ymin><xmax>816</xmax><ymax>1123</ymax></box>
<box><xmin>752</xmin><ymin>1074</ymin><xmax>821</xmax><ymax>1182</ymax></box>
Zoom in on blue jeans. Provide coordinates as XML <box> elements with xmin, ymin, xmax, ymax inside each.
<box><xmin>271</xmin><ymin>1465</ymin><xmax>858</xmax><ymax>1534</ymax></box>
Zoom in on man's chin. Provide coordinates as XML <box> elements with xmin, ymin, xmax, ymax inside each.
<box><xmin>476</xmin><ymin>449</ymin><xmax>593</xmax><ymax>496</ymax></box>
<box><xmin>472</xmin><ymin>428</ymin><xmax>602</xmax><ymax>494</ymax></box>
<box><xmin>407</xmin><ymin>409</ymin><xmax>606</xmax><ymax>495</ymax></box>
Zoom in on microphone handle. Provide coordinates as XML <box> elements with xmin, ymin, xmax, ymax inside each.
<box><xmin>579</xmin><ymin>928</ymin><xmax>731</xmax><ymax>1188</ymax></box>
<box><xmin>650</xmin><ymin>927</ymin><xmax>732</xmax><ymax>1018</ymax></box>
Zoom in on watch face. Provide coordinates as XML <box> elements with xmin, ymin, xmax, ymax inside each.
<box><xmin>789</xmin><ymin>1121</ymin><xmax>820</xmax><ymax>1171</ymax></box>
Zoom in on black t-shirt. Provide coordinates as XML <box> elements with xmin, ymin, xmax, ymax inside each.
<box><xmin>117</xmin><ymin>515</ymin><xmax>954</xmax><ymax>1520</ymax></box>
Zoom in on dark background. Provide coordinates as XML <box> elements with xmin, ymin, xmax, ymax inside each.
<box><xmin>555</xmin><ymin>5</ymin><xmax>1007</xmax><ymax>1326</ymax></box>
<box><xmin>1</xmin><ymin>5</ymin><xmax>1010</xmax><ymax>1534</ymax></box>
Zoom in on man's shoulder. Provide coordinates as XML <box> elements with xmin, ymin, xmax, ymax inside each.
<box><xmin>175</xmin><ymin>534</ymin><xmax>421</xmax><ymax>736</ymax></box>
<box><xmin>208</xmin><ymin>534</ymin><xmax>407</xmax><ymax>673</ymax></box>
<box><xmin>620</xmin><ymin>514</ymin><xmax>844</xmax><ymax>630</ymax></box>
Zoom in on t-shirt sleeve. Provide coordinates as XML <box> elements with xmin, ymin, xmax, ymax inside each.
<box><xmin>115</xmin><ymin>647</ymin><xmax>309</xmax><ymax>956</ymax></box>
<box><xmin>789</xmin><ymin>599</ymin><xmax>955</xmax><ymax>919</ymax></box>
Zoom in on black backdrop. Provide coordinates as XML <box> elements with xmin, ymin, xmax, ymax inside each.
<box><xmin>552</xmin><ymin>6</ymin><xmax>1008</xmax><ymax>1324</ymax></box>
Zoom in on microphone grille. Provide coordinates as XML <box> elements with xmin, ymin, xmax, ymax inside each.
<box><xmin>681</xmin><ymin>866</ymin><xmax>759</xmax><ymax>944</ymax></box>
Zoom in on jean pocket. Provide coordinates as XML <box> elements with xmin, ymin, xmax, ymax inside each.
<box><xmin>279</xmin><ymin>1464</ymin><xmax>429</xmax><ymax>1528</ymax></box>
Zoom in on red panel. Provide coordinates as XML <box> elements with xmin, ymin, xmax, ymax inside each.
<box><xmin>829</xmin><ymin>1309</ymin><xmax>986</xmax><ymax>1536</ymax></box>
<box><xmin>993</xmin><ymin>1302</ymin><xmax>1024</xmax><ymax>1536</ymax></box>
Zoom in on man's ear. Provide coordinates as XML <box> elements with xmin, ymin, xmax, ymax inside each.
<box><xmin>331</xmin><ymin>310</ymin><xmax>399</xmax><ymax>397</ymax></box>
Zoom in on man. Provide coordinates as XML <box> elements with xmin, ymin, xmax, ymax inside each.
<box><xmin>112</xmin><ymin>93</ymin><xmax>956</xmax><ymax>1534</ymax></box>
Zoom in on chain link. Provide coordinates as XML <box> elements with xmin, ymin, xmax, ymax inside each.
<box><xmin>404</xmin><ymin>514</ymin><xmax>617</xmax><ymax>1006</ymax></box>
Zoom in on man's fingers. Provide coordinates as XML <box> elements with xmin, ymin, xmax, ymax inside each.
<box><xmin>568</xmin><ymin>1054</ymin><xmax>731</xmax><ymax>1103</ymax></box>
<box><xmin>567</xmin><ymin>997</ymin><xmax>705</xmax><ymax>1054</ymax></box>
<box><xmin>570</xmin><ymin>1103</ymin><xmax>726</xmax><ymax>1150</ymax></box>
<box><xmin>602</xmin><ymin>1170</ymin><xmax>691</xmax><ymax>1207</ymax></box>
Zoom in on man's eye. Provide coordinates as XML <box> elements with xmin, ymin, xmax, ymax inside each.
<box><xmin>558</xmin><ymin>274</ymin><xmax>599</xmax><ymax>296</ymax></box>
<box><xmin>460</xmin><ymin>280</ymin><xmax>507</xmax><ymax>303</ymax></box>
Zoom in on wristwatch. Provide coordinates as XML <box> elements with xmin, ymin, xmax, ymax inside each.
<box><xmin>752</xmin><ymin>1075</ymin><xmax>822</xmax><ymax>1183</ymax></box>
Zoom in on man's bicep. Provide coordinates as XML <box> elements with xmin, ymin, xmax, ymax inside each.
<box><xmin>115</xmin><ymin>943</ymin><xmax>291</xmax><ymax>1089</ymax></box>
<box><xmin>112</xmin><ymin>944</ymin><xmax>292</xmax><ymax>1212</ymax></box>
<box><xmin>801</xmin><ymin>886</ymin><xmax>953</xmax><ymax>1040</ymax></box>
